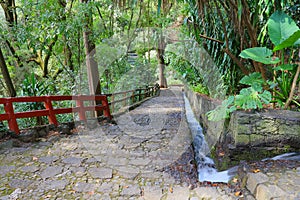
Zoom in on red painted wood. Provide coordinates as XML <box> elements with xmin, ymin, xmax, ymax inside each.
<box><xmin>0</xmin><ymin>113</ymin><xmax>9</xmax><ymax>121</ymax></box>
<box><xmin>4</xmin><ymin>101</ymin><xmax>19</xmax><ymax>133</ymax></box>
<box><xmin>15</xmin><ymin>110</ymin><xmax>49</xmax><ymax>118</ymax></box>
<box><xmin>0</xmin><ymin>95</ymin><xmax>111</xmax><ymax>134</ymax></box>
<box><xmin>44</xmin><ymin>98</ymin><xmax>58</xmax><ymax>126</ymax></box>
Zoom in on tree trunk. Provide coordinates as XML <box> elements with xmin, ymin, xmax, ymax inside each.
<box><xmin>81</xmin><ymin>0</ymin><xmax>102</xmax><ymax>117</ymax></box>
<box><xmin>0</xmin><ymin>47</ymin><xmax>16</xmax><ymax>97</ymax></box>
<box><xmin>0</xmin><ymin>0</ymin><xmax>17</xmax><ymax>26</ymax></box>
<box><xmin>156</xmin><ymin>39</ymin><xmax>168</xmax><ymax>88</ymax></box>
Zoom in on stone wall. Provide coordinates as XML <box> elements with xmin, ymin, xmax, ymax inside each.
<box><xmin>184</xmin><ymin>86</ymin><xmax>300</xmax><ymax>149</ymax></box>
<box><xmin>228</xmin><ymin>110</ymin><xmax>300</xmax><ymax>148</ymax></box>
<box><xmin>184</xmin><ymin>86</ymin><xmax>225</xmax><ymax>148</ymax></box>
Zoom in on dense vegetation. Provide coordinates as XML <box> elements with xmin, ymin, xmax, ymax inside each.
<box><xmin>0</xmin><ymin>0</ymin><xmax>299</xmax><ymax>127</ymax></box>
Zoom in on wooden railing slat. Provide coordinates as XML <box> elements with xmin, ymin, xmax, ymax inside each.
<box><xmin>0</xmin><ymin>85</ymin><xmax>159</xmax><ymax>134</ymax></box>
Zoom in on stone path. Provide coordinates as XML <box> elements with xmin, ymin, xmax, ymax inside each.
<box><xmin>0</xmin><ymin>86</ymin><xmax>299</xmax><ymax>199</ymax></box>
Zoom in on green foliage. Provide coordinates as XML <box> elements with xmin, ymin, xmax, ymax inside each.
<box><xmin>191</xmin><ymin>84</ymin><xmax>209</xmax><ymax>96</ymax></box>
<box><xmin>235</xmin><ymin>88</ymin><xmax>271</xmax><ymax>110</ymax></box>
<box><xmin>272</xmin><ymin>64</ymin><xmax>300</xmax><ymax>107</ymax></box>
<box><xmin>268</xmin><ymin>11</ymin><xmax>300</xmax><ymax>46</ymax></box>
<box><xmin>240</xmin><ymin>11</ymin><xmax>300</xmax><ymax>108</ymax></box>
<box><xmin>0</xmin><ymin>121</ymin><xmax>8</xmax><ymax>132</ymax></box>
<box><xmin>239</xmin><ymin>47</ymin><xmax>280</xmax><ymax>64</ymax></box>
<box><xmin>273</xmin><ymin>30</ymin><xmax>300</xmax><ymax>51</ymax></box>
<box><xmin>209</xmin><ymin>11</ymin><xmax>300</xmax><ymax>121</ymax></box>
<box><xmin>207</xmin><ymin>73</ymin><xmax>272</xmax><ymax>121</ymax></box>
<box><xmin>206</xmin><ymin>96</ymin><xmax>236</xmax><ymax>121</ymax></box>
<box><xmin>165</xmin><ymin>51</ymin><xmax>202</xmax><ymax>86</ymax></box>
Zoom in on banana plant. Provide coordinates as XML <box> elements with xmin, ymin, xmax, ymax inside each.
<box><xmin>239</xmin><ymin>11</ymin><xmax>300</xmax><ymax>109</ymax></box>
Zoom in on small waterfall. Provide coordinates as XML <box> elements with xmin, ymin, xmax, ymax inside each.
<box><xmin>183</xmin><ymin>94</ymin><xmax>237</xmax><ymax>183</ymax></box>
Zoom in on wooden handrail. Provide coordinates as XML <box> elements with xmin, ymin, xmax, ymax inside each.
<box><xmin>0</xmin><ymin>95</ymin><xmax>111</xmax><ymax>134</ymax></box>
<box><xmin>105</xmin><ymin>84</ymin><xmax>160</xmax><ymax>114</ymax></box>
<box><xmin>0</xmin><ymin>84</ymin><xmax>160</xmax><ymax>134</ymax></box>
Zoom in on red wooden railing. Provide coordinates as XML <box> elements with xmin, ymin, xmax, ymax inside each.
<box><xmin>0</xmin><ymin>95</ymin><xmax>111</xmax><ymax>134</ymax></box>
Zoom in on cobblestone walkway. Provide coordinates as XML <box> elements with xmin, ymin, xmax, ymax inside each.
<box><xmin>0</xmin><ymin>87</ymin><xmax>238</xmax><ymax>199</ymax></box>
<box><xmin>1</xmin><ymin>87</ymin><xmax>299</xmax><ymax>199</ymax></box>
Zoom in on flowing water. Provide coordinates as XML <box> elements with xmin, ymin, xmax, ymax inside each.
<box><xmin>183</xmin><ymin>94</ymin><xmax>237</xmax><ymax>183</ymax></box>
<box><xmin>183</xmin><ymin>93</ymin><xmax>300</xmax><ymax>183</ymax></box>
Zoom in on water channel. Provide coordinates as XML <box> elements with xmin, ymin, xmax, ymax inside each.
<box><xmin>183</xmin><ymin>92</ymin><xmax>300</xmax><ymax>183</ymax></box>
<box><xmin>184</xmin><ymin>93</ymin><xmax>238</xmax><ymax>183</ymax></box>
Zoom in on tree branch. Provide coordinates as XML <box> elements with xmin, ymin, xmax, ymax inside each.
<box><xmin>199</xmin><ymin>34</ymin><xmax>224</xmax><ymax>44</ymax></box>
<box><xmin>43</xmin><ymin>35</ymin><xmax>58</xmax><ymax>77</ymax></box>
<box><xmin>284</xmin><ymin>63</ymin><xmax>300</xmax><ymax>109</ymax></box>
<box><xmin>96</xmin><ymin>5</ymin><xmax>107</xmax><ymax>31</ymax></box>
<box><xmin>223</xmin><ymin>48</ymin><xmax>250</xmax><ymax>75</ymax></box>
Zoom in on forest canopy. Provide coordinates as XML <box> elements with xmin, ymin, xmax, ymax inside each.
<box><xmin>0</xmin><ymin>0</ymin><xmax>299</xmax><ymax>115</ymax></box>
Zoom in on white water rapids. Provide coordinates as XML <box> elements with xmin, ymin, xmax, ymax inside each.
<box><xmin>183</xmin><ymin>93</ymin><xmax>299</xmax><ymax>183</ymax></box>
<box><xmin>183</xmin><ymin>94</ymin><xmax>237</xmax><ymax>183</ymax></box>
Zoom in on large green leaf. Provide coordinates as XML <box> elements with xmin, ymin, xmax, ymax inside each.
<box><xmin>235</xmin><ymin>88</ymin><xmax>271</xmax><ymax>110</ymax></box>
<box><xmin>239</xmin><ymin>72</ymin><xmax>264</xmax><ymax>85</ymax></box>
<box><xmin>235</xmin><ymin>88</ymin><xmax>260</xmax><ymax>109</ymax></box>
<box><xmin>239</xmin><ymin>72</ymin><xmax>264</xmax><ymax>92</ymax></box>
<box><xmin>239</xmin><ymin>47</ymin><xmax>280</xmax><ymax>64</ymax></box>
<box><xmin>268</xmin><ymin>11</ymin><xmax>300</xmax><ymax>46</ymax></box>
<box><xmin>259</xmin><ymin>90</ymin><xmax>272</xmax><ymax>104</ymax></box>
<box><xmin>274</xmin><ymin>64</ymin><xmax>296</xmax><ymax>71</ymax></box>
<box><xmin>206</xmin><ymin>96</ymin><xmax>236</xmax><ymax>121</ymax></box>
<box><xmin>273</xmin><ymin>30</ymin><xmax>300</xmax><ymax>51</ymax></box>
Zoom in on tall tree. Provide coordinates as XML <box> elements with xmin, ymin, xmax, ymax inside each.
<box><xmin>0</xmin><ymin>47</ymin><xmax>16</xmax><ymax>97</ymax></box>
<box><xmin>81</xmin><ymin>0</ymin><xmax>101</xmax><ymax>96</ymax></box>
<box><xmin>157</xmin><ymin>32</ymin><xmax>168</xmax><ymax>88</ymax></box>
<box><xmin>156</xmin><ymin>0</ymin><xmax>173</xmax><ymax>88</ymax></box>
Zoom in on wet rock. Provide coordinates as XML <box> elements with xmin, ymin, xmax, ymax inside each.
<box><xmin>59</xmin><ymin>124</ymin><xmax>71</xmax><ymax>135</ymax></box>
<box><xmin>17</xmin><ymin>129</ymin><xmax>38</xmax><ymax>143</ymax></box>
<box><xmin>38</xmin><ymin>128</ymin><xmax>48</xmax><ymax>137</ymax></box>
<box><xmin>87</xmin><ymin>119</ymin><xmax>98</xmax><ymax>129</ymax></box>
<box><xmin>0</xmin><ymin>131</ymin><xmax>7</xmax><ymax>139</ymax></box>
<box><xmin>47</xmin><ymin>135</ymin><xmax>60</xmax><ymax>143</ymax></box>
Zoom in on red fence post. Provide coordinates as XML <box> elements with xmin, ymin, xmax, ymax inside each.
<box><xmin>102</xmin><ymin>96</ymin><xmax>112</xmax><ymax>119</ymax></box>
<box><xmin>4</xmin><ymin>99</ymin><xmax>19</xmax><ymax>134</ymax></box>
<box><xmin>76</xmin><ymin>97</ymin><xmax>86</xmax><ymax>121</ymax></box>
<box><xmin>44</xmin><ymin>97</ymin><xmax>58</xmax><ymax>126</ymax></box>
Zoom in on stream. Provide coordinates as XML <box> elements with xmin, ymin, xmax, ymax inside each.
<box><xmin>183</xmin><ymin>94</ymin><xmax>237</xmax><ymax>183</ymax></box>
<box><xmin>183</xmin><ymin>93</ymin><xmax>300</xmax><ymax>183</ymax></box>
